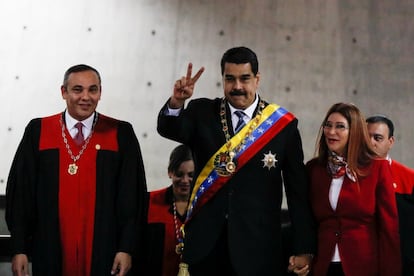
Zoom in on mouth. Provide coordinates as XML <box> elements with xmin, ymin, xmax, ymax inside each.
<box><xmin>177</xmin><ymin>183</ymin><xmax>190</xmax><ymax>189</ymax></box>
<box><xmin>326</xmin><ymin>137</ymin><xmax>339</xmax><ymax>144</ymax></box>
<box><xmin>79</xmin><ymin>103</ymin><xmax>91</xmax><ymax>109</ymax></box>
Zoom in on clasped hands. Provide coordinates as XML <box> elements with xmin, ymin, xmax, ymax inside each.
<box><xmin>287</xmin><ymin>254</ymin><xmax>313</xmax><ymax>275</ymax></box>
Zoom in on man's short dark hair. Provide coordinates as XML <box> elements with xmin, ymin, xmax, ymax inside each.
<box><xmin>366</xmin><ymin>114</ymin><xmax>394</xmax><ymax>138</ymax></box>
<box><xmin>220</xmin><ymin>46</ymin><xmax>259</xmax><ymax>76</ymax></box>
<box><xmin>63</xmin><ymin>64</ymin><xmax>101</xmax><ymax>87</ymax></box>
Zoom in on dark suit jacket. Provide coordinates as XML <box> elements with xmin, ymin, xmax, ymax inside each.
<box><xmin>307</xmin><ymin>158</ymin><xmax>401</xmax><ymax>276</ymax></box>
<box><xmin>157</xmin><ymin>97</ymin><xmax>316</xmax><ymax>275</ymax></box>
<box><xmin>391</xmin><ymin>160</ymin><xmax>414</xmax><ymax>276</ymax></box>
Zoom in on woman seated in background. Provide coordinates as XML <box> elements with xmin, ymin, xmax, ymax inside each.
<box><xmin>305</xmin><ymin>102</ymin><xmax>401</xmax><ymax>276</ymax></box>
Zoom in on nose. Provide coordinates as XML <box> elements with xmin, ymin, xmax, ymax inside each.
<box><xmin>370</xmin><ymin>137</ymin><xmax>377</xmax><ymax>147</ymax></box>
<box><xmin>326</xmin><ymin>126</ymin><xmax>336</xmax><ymax>135</ymax></box>
<box><xmin>234</xmin><ymin>79</ymin><xmax>243</xmax><ymax>90</ymax></box>
<box><xmin>181</xmin><ymin>174</ymin><xmax>192</xmax><ymax>183</ymax></box>
<box><xmin>80</xmin><ymin>89</ymin><xmax>91</xmax><ymax>100</ymax></box>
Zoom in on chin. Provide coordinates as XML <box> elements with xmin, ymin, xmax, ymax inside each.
<box><xmin>231</xmin><ymin>102</ymin><xmax>247</xmax><ymax>110</ymax></box>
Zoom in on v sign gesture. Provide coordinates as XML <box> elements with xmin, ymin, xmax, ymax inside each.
<box><xmin>169</xmin><ymin>63</ymin><xmax>205</xmax><ymax>108</ymax></box>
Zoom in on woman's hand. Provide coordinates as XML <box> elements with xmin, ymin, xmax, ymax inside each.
<box><xmin>288</xmin><ymin>255</ymin><xmax>311</xmax><ymax>275</ymax></box>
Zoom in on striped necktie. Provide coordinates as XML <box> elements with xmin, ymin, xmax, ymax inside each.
<box><xmin>234</xmin><ymin>111</ymin><xmax>246</xmax><ymax>133</ymax></box>
<box><xmin>74</xmin><ymin>122</ymin><xmax>84</xmax><ymax>146</ymax></box>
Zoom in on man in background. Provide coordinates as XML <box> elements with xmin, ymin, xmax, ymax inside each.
<box><xmin>367</xmin><ymin>115</ymin><xmax>414</xmax><ymax>276</ymax></box>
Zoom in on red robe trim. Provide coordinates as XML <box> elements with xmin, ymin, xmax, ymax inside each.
<box><xmin>391</xmin><ymin>160</ymin><xmax>414</xmax><ymax>195</ymax></box>
<box><xmin>39</xmin><ymin>113</ymin><xmax>118</xmax><ymax>276</ymax></box>
<box><xmin>147</xmin><ymin>188</ymin><xmax>182</xmax><ymax>276</ymax></box>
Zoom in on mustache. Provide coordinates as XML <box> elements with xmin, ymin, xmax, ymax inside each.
<box><xmin>229</xmin><ymin>89</ymin><xmax>246</xmax><ymax>96</ymax></box>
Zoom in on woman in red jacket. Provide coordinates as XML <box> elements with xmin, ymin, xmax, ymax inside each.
<box><xmin>306</xmin><ymin>103</ymin><xmax>401</xmax><ymax>276</ymax></box>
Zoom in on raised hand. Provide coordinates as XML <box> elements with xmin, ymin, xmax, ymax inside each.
<box><xmin>169</xmin><ymin>63</ymin><xmax>204</xmax><ymax>108</ymax></box>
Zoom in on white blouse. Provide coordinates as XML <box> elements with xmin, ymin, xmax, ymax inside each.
<box><xmin>329</xmin><ymin>175</ymin><xmax>344</xmax><ymax>262</ymax></box>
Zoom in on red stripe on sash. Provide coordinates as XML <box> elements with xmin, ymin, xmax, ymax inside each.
<box><xmin>188</xmin><ymin>112</ymin><xmax>294</xmax><ymax>220</ymax></box>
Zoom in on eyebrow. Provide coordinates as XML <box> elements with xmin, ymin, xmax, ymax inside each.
<box><xmin>224</xmin><ymin>73</ymin><xmax>252</xmax><ymax>78</ymax></box>
<box><xmin>326</xmin><ymin>121</ymin><xmax>347</xmax><ymax>124</ymax></box>
<box><xmin>72</xmin><ymin>84</ymin><xmax>99</xmax><ymax>88</ymax></box>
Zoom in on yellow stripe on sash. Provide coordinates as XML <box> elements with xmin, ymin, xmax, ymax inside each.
<box><xmin>188</xmin><ymin>103</ymin><xmax>281</xmax><ymax>204</ymax></box>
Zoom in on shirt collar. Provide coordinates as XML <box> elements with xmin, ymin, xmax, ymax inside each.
<box><xmin>227</xmin><ymin>93</ymin><xmax>259</xmax><ymax>119</ymax></box>
<box><xmin>386</xmin><ymin>155</ymin><xmax>392</xmax><ymax>165</ymax></box>
<box><xmin>64</xmin><ymin>110</ymin><xmax>95</xmax><ymax>131</ymax></box>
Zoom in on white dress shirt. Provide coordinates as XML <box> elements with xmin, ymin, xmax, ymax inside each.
<box><xmin>228</xmin><ymin>95</ymin><xmax>258</xmax><ymax>133</ymax></box>
<box><xmin>65</xmin><ymin>110</ymin><xmax>95</xmax><ymax>139</ymax></box>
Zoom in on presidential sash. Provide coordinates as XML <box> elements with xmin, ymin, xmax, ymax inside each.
<box><xmin>186</xmin><ymin>103</ymin><xmax>295</xmax><ymax>222</ymax></box>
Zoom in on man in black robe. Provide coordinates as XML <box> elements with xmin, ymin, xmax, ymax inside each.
<box><xmin>6</xmin><ymin>64</ymin><xmax>147</xmax><ymax>276</ymax></box>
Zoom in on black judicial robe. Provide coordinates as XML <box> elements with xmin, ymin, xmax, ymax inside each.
<box><xmin>140</xmin><ymin>186</ymin><xmax>184</xmax><ymax>276</ymax></box>
<box><xmin>6</xmin><ymin>113</ymin><xmax>147</xmax><ymax>275</ymax></box>
<box><xmin>391</xmin><ymin>160</ymin><xmax>414</xmax><ymax>276</ymax></box>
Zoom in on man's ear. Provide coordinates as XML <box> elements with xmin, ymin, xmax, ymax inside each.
<box><xmin>61</xmin><ymin>85</ymin><xmax>67</xmax><ymax>99</ymax></box>
<box><xmin>389</xmin><ymin>136</ymin><xmax>395</xmax><ymax>149</ymax></box>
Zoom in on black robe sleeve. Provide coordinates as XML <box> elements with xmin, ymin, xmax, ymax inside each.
<box><xmin>6</xmin><ymin>118</ymin><xmax>41</xmax><ymax>256</ymax></box>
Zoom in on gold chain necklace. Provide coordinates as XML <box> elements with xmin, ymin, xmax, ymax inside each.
<box><xmin>173</xmin><ymin>199</ymin><xmax>185</xmax><ymax>255</ymax></box>
<box><xmin>60</xmin><ymin>113</ymin><xmax>98</xmax><ymax>175</ymax></box>
<box><xmin>219</xmin><ymin>98</ymin><xmax>265</xmax><ymax>173</ymax></box>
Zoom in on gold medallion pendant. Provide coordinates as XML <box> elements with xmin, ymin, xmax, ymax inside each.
<box><xmin>214</xmin><ymin>151</ymin><xmax>236</xmax><ymax>176</ymax></box>
<box><xmin>175</xmin><ymin>242</ymin><xmax>184</xmax><ymax>255</ymax></box>
<box><xmin>225</xmin><ymin>161</ymin><xmax>236</xmax><ymax>173</ymax></box>
<box><xmin>68</xmin><ymin>163</ymin><xmax>78</xmax><ymax>175</ymax></box>
<box><xmin>177</xmin><ymin>262</ymin><xmax>190</xmax><ymax>276</ymax></box>
<box><xmin>225</xmin><ymin>151</ymin><xmax>236</xmax><ymax>173</ymax></box>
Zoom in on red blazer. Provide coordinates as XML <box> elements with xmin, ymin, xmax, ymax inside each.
<box><xmin>307</xmin><ymin>158</ymin><xmax>401</xmax><ymax>276</ymax></box>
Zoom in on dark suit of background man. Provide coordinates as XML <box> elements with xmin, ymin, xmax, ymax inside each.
<box><xmin>157</xmin><ymin>46</ymin><xmax>316</xmax><ymax>276</ymax></box>
<box><xmin>6</xmin><ymin>64</ymin><xmax>147</xmax><ymax>276</ymax></box>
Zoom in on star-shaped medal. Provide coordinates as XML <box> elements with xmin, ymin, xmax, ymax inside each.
<box><xmin>262</xmin><ymin>151</ymin><xmax>277</xmax><ymax>170</ymax></box>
